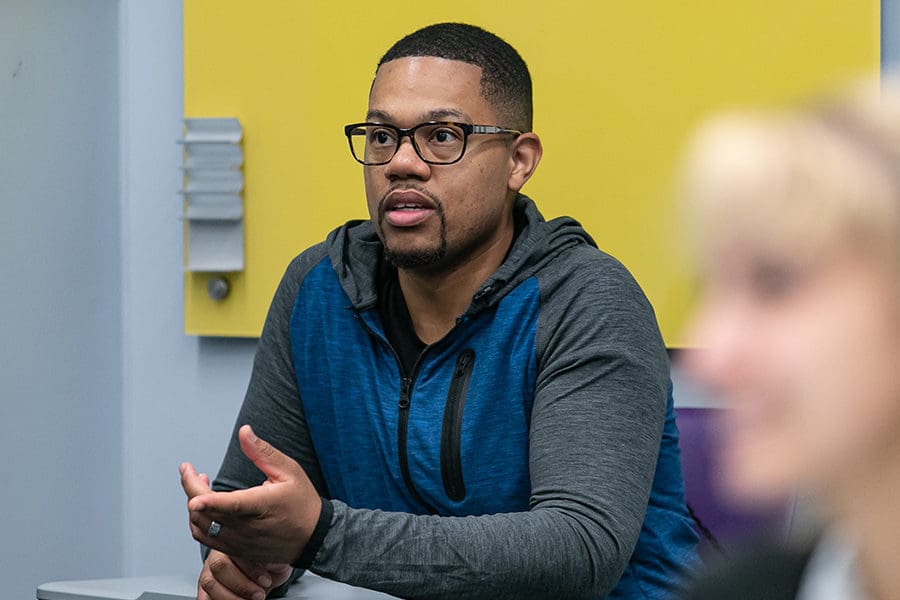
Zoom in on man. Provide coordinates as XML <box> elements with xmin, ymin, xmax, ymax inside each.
<box><xmin>181</xmin><ymin>22</ymin><xmax>698</xmax><ymax>600</ymax></box>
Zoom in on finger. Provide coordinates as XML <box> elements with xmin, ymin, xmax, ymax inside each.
<box><xmin>188</xmin><ymin>507</ymin><xmax>266</xmax><ymax>557</ymax></box>
<box><xmin>188</xmin><ymin>514</ymin><xmax>223</xmax><ymax>549</ymax></box>
<box><xmin>232</xmin><ymin>557</ymin><xmax>277</xmax><ymax>590</ymax></box>
<box><xmin>238</xmin><ymin>425</ymin><xmax>299</xmax><ymax>484</ymax></box>
<box><xmin>189</xmin><ymin>485</ymin><xmax>269</xmax><ymax>520</ymax></box>
<box><xmin>198</xmin><ymin>566</ymin><xmax>250</xmax><ymax>600</ymax></box>
<box><xmin>200</xmin><ymin>551</ymin><xmax>267</xmax><ymax>600</ymax></box>
<box><xmin>188</xmin><ymin>510</ymin><xmax>247</xmax><ymax>558</ymax></box>
<box><xmin>264</xmin><ymin>563</ymin><xmax>294</xmax><ymax>589</ymax></box>
<box><xmin>180</xmin><ymin>462</ymin><xmax>212</xmax><ymax>500</ymax></box>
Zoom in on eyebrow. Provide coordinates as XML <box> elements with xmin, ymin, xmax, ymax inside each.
<box><xmin>365</xmin><ymin>108</ymin><xmax>473</xmax><ymax>124</ymax></box>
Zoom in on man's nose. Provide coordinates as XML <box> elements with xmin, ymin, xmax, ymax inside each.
<box><xmin>385</xmin><ymin>136</ymin><xmax>430</xmax><ymax>178</ymax></box>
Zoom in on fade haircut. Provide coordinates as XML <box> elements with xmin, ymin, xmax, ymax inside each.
<box><xmin>377</xmin><ymin>23</ymin><xmax>533</xmax><ymax>132</ymax></box>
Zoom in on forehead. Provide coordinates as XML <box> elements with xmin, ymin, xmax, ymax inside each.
<box><xmin>368</xmin><ymin>56</ymin><xmax>495</xmax><ymax>124</ymax></box>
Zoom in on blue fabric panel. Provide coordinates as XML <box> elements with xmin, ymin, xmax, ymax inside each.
<box><xmin>291</xmin><ymin>258</ymin><xmax>540</xmax><ymax>517</ymax></box>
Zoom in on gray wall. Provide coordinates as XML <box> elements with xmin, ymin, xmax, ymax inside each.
<box><xmin>1</xmin><ymin>2</ymin><xmax>897</xmax><ymax>596</ymax></box>
<box><xmin>886</xmin><ymin>0</ymin><xmax>900</xmax><ymax>69</ymax></box>
<box><xmin>1</xmin><ymin>2</ymin><xmax>123</xmax><ymax>598</ymax></box>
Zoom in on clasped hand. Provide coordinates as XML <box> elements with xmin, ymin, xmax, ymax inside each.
<box><xmin>180</xmin><ymin>425</ymin><xmax>322</xmax><ymax>599</ymax></box>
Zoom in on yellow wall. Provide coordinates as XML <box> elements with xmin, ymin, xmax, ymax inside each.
<box><xmin>184</xmin><ymin>1</ymin><xmax>879</xmax><ymax>341</ymax></box>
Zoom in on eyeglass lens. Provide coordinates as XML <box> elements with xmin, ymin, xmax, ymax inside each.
<box><xmin>348</xmin><ymin>123</ymin><xmax>466</xmax><ymax>165</ymax></box>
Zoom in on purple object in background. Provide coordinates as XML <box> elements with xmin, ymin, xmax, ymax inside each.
<box><xmin>677</xmin><ymin>407</ymin><xmax>791</xmax><ymax>557</ymax></box>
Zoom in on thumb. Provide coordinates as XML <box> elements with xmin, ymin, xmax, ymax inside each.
<box><xmin>238</xmin><ymin>425</ymin><xmax>297</xmax><ymax>483</ymax></box>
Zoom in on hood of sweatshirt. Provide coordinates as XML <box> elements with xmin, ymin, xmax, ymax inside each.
<box><xmin>325</xmin><ymin>194</ymin><xmax>598</xmax><ymax>314</ymax></box>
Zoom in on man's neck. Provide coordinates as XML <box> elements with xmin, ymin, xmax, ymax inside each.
<box><xmin>397</xmin><ymin>228</ymin><xmax>514</xmax><ymax>345</ymax></box>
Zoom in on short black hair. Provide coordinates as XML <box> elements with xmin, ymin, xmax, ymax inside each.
<box><xmin>377</xmin><ymin>23</ymin><xmax>533</xmax><ymax>132</ymax></box>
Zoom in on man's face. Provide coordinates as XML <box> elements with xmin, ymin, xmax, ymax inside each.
<box><xmin>363</xmin><ymin>57</ymin><xmax>518</xmax><ymax>273</ymax></box>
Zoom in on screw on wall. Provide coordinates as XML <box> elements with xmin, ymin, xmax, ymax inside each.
<box><xmin>207</xmin><ymin>277</ymin><xmax>230</xmax><ymax>301</ymax></box>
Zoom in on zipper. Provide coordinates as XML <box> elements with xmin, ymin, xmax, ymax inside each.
<box><xmin>352</xmin><ymin>309</ymin><xmax>437</xmax><ymax>512</ymax></box>
<box><xmin>396</xmin><ymin>375</ymin><xmax>436</xmax><ymax>512</ymax></box>
<box><xmin>440</xmin><ymin>349</ymin><xmax>476</xmax><ymax>502</ymax></box>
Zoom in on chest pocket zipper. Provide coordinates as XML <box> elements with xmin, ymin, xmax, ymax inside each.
<box><xmin>440</xmin><ymin>349</ymin><xmax>476</xmax><ymax>502</ymax></box>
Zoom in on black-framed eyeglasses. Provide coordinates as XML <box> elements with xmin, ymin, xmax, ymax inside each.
<box><xmin>343</xmin><ymin>121</ymin><xmax>522</xmax><ymax>166</ymax></box>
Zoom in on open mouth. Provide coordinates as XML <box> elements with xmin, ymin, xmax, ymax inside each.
<box><xmin>385</xmin><ymin>204</ymin><xmax>434</xmax><ymax>227</ymax></box>
<box><xmin>383</xmin><ymin>190</ymin><xmax>437</xmax><ymax>227</ymax></box>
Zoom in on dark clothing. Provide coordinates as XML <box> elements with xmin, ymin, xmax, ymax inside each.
<box><xmin>682</xmin><ymin>539</ymin><xmax>816</xmax><ymax>600</ymax></box>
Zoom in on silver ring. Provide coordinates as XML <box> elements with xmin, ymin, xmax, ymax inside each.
<box><xmin>208</xmin><ymin>521</ymin><xmax>222</xmax><ymax>537</ymax></box>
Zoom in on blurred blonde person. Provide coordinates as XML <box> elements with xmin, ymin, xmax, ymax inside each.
<box><xmin>679</xmin><ymin>80</ymin><xmax>900</xmax><ymax>600</ymax></box>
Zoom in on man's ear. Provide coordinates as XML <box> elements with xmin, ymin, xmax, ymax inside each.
<box><xmin>507</xmin><ymin>132</ymin><xmax>543</xmax><ymax>193</ymax></box>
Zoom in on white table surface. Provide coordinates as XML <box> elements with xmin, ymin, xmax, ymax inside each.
<box><xmin>37</xmin><ymin>573</ymin><xmax>400</xmax><ymax>600</ymax></box>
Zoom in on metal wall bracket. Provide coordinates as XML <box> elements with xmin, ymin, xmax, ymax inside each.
<box><xmin>179</xmin><ymin>118</ymin><xmax>244</xmax><ymax>274</ymax></box>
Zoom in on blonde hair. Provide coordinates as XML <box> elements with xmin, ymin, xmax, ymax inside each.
<box><xmin>680</xmin><ymin>78</ymin><xmax>900</xmax><ymax>278</ymax></box>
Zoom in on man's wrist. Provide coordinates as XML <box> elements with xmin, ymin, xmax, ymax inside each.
<box><xmin>291</xmin><ymin>497</ymin><xmax>333</xmax><ymax>570</ymax></box>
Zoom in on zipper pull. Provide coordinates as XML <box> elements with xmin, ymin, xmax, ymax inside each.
<box><xmin>455</xmin><ymin>349</ymin><xmax>474</xmax><ymax>375</ymax></box>
<box><xmin>398</xmin><ymin>377</ymin><xmax>412</xmax><ymax>409</ymax></box>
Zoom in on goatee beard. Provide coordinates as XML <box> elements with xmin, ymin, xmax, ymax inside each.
<box><xmin>378</xmin><ymin>186</ymin><xmax>447</xmax><ymax>270</ymax></box>
<box><xmin>382</xmin><ymin>218</ymin><xmax>447</xmax><ymax>269</ymax></box>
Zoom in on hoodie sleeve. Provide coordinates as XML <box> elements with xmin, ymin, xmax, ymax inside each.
<box><xmin>209</xmin><ymin>246</ymin><xmax>333</xmax><ymax>594</ymax></box>
<box><xmin>305</xmin><ymin>247</ymin><xmax>670</xmax><ymax>600</ymax></box>
<box><xmin>212</xmin><ymin>246</ymin><xmax>331</xmax><ymax>497</ymax></box>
